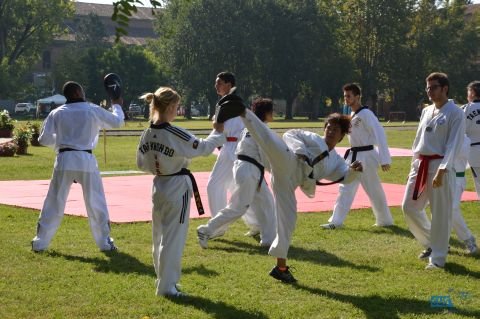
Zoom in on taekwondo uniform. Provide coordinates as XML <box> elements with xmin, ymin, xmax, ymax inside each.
<box><xmin>206</xmin><ymin>116</ymin><xmax>244</xmax><ymax>237</ymax></box>
<box><xmin>451</xmin><ymin>136</ymin><xmax>476</xmax><ymax>244</ymax></box>
<box><xmin>31</xmin><ymin>100</ymin><xmax>124</xmax><ymax>252</ymax></box>
<box><xmin>198</xmin><ymin>127</ymin><xmax>276</xmax><ymax>247</ymax></box>
<box><xmin>241</xmin><ymin>109</ymin><xmax>360</xmax><ymax>259</ymax></box>
<box><xmin>137</xmin><ymin>122</ymin><xmax>225</xmax><ymax>296</ymax></box>
<box><xmin>328</xmin><ymin>107</ymin><xmax>394</xmax><ymax>227</ymax></box>
<box><xmin>402</xmin><ymin>100</ymin><xmax>465</xmax><ymax>267</ymax></box>
<box><xmin>463</xmin><ymin>99</ymin><xmax>480</xmax><ymax>199</ymax></box>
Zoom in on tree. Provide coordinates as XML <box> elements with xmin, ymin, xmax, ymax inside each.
<box><xmin>153</xmin><ymin>0</ymin><xmax>264</xmax><ymax>118</ymax></box>
<box><xmin>52</xmin><ymin>12</ymin><xmax>110</xmax><ymax>99</ymax></box>
<box><xmin>0</xmin><ymin>0</ymin><xmax>74</xmax><ymax>98</ymax></box>
<box><xmin>392</xmin><ymin>0</ymin><xmax>480</xmax><ymax>119</ymax></box>
<box><xmin>329</xmin><ymin>0</ymin><xmax>416</xmax><ymax>114</ymax></box>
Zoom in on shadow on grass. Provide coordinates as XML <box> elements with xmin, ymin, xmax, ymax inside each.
<box><xmin>288</xmin><ymin>246</ymin><xmax>379</xmax><ymax>272</ymax></box>
<box><xmin>349</xmin><ymin>224</ymin><xmax>414</xmax><ymax>239</ymax></box>
<box><xmin>183</xmin><ymin>264</ymin><xmax>220</xmax><ymax>277</ymax></box>
<box><xmin>166</xmin><ymin>294</ymin><xmax>268</xmax><ymax>319</ymax></box>
<box><xmin>47</xmin><ymin>250</ymin><xmax>155</xmax><ymax>277</ymax></box>
<box><xmin>445</xmin><ymin>262</ymin><xmax>480</xmax><ymax>278</ymax></box>
<box><xmin>293</xmin><ymin>283</ymin><xmax>480</xmax><ymax>319</ymax></box>
<box><xmin>448</xmin><ymin>237</ymin><xmax>469</xmax><ymax>250</ymax></box>
<box><xmin>211</xmin><ymin>239</ymin><xmax>379</xmax><ymax>272</ymax></box>
<box><xmin>208</xmin><ymin>238</ymin><xmax>268</xmax><ymax>255</ymax></box>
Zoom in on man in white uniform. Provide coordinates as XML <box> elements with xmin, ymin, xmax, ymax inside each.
<box><xmin>215</xmin><ymin>103</ymin><xmax>363</xmax><ymax>283</ymax></box>
<box><xmin>197</xmin><ymin>98</ymin><xmax>276</xmax><ymax>249</ymax></box>
<box><xmin>402</xmin><ymin>72</ymin><xmax>465</xmax><ymax>270</ymax></box>
<box><xmin>463</xmin><ymin>80</ymin><xmax>480</xmax><ymax>199</ymax></box>
<box><xmin>31</xmin><ymin>81</ymin><xmax>125</xmax><ymax>252</ymax></box>
<box><xmin>322</xmin><ymin>83</ymin><xmax>394</xmax><ymax>229</ymax></box>
<box><xmin>206</xmin><ymin>72</ymin><xmax>245</xmax><ymax>238</ymax></box>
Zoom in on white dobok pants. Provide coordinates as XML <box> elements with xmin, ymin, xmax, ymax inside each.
<box><xmin>32</xmin><ymin>169</ymin><xmax>113</xmax><ymax>251</ymax></box>
<box><xmin>402</xmin><ymin>158</ymin><xmax>455</xmax><ymax>267</ymax></box>
<box><xmin>242</xmin><ymin>110</ymin><xmax>299</xmax><ymax>259</ymax></box>
<box><xmin>203</xmin><ymin>159</ymin><xmax>276</xmax><ymax>246</ymax></box>
<box><xmin>152</xmin><ymin>186</ymin><xmax>191</xmax><ymax>296</ymax></box>
<box><xmin>206</xmin><ymin>148</ymin><xmax>235</xmax><ymax>236</ymax></box>
<box><xmin>329</xmin><ymin>154</ymin><xmax>393</xmax><ymax>226</ymax></box>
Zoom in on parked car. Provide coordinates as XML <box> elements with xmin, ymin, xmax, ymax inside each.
<box><xmin>129</xmin><ymin>104</ymin><xmax>142</xmax><ymax>113</ymax></box>
<box><xmin>14</xmin><ymin>103</ymin><xmax>34</xmax><ymax>114</ymax></box>
<box><xmin>191</xmin><ymin>107</ymin><xmax>200</xmax><ymax>116</ymax></box>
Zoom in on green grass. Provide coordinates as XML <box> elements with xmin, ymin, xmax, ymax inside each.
<box><xmin>1</xmin><ymin>204</ymin><xmax>479</xmax><ymax>319</ymax></box>
<box><xmin>2</xmin><ymin>126</ymin><xmax>480</xmax><ymax>318</ymax></box>
<box><xmin>14</xmin><ymin>116</ymin><xmax>419</xmax><ymax>131</ymax></box>
<box><xmin>122</xmin><ymin>118</ymin><xmax>419</xmax><ymax>130</ymax></box>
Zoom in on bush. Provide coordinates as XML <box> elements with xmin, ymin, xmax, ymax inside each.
<box><xmin>0</xmin><ymin>110</ymin><xmax>16</xmax><ymax>130</ymax></box>
<box><xmin>28</xmin><ymin>121</ymin><xmax>42</xmax><ymax>146</ymax></box>
<box><xmin>0</xmin><ymin>141</ymin><xmax>18</xmax><ymax>156</ymax></box>
<box><xmin>14</xmin><ymin>125</ymin><xmax>32</xmax><ymax>145</ymax></box>
<box><xmin>13</xmin><ymin>125</ymin><xmax>32</xmax><ymax>154</ymax></box>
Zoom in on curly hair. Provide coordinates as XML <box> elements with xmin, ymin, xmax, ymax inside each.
<box><xmin>251</xmin><ymin>98</ymin><xmax>273</xmax><ymax>122</ymax></box>
<box><xmin>324</xmin><ymin>113</ymin><xmax>351</xmax><ymax>135</ymax></box>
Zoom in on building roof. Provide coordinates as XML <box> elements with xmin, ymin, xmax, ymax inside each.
<box><xmin>59</xmin><ymin>2</ymin><xmax>160</xmax><ymax>45</ymax></box>
<box><xmin>466</xmin><ymin>3</ymin><xmax>480</xmax><ymax>16</ymax></box>
<box><xmin>75</xmin><ymin>2</ymin><xmax>159</xmax><ymax>20</ymax></box>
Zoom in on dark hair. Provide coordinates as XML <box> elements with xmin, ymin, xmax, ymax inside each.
<box><xmin>324</xmin><ymin>113</ymin><xmax>351</xmax><ymax>135</ymax></box>
<box><xmin>216</xmin><ymin>71</ymin><xmax>236</xmax><ymax>87</ymax></box>
<box><xmin>62</xmin><ymin>81</ymin><xmax>83</xmax><ymax>99</ymax></box>
<box><xmin>467</xmin><ymin>80</ymin><xmax>480</xmax><ymax>97</ymax></box>
<box><xmin>251</xmin><ymin>98</ymin><xmax>273</xmax><ymax>122</ymax></box>
<box><xmin>426</xmin><ymin>72</ymin><xmax>449</xmax><ymax>95</ymax></box>
<box><xmin>342</xmin><ymin>83</ymin><xmax>362</xmax><ymax>96</ymax></box>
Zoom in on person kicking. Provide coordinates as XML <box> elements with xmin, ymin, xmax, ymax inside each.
<box><xmin>214</xmin><ymin>95</ymin><xmax>363</xmax><ymax>283</ymax></box>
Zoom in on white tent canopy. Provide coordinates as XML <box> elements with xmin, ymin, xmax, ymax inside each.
<box><xmin>37</xmin><ymin>94</ymin><xmax>66</xmax><ymax>105</ymax></box>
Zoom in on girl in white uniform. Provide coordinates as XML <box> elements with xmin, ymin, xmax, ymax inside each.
<box><xmin>324</xmin><ymin>83</ymin><xmax>393</xmax><ymax>228</ymax></box>
<box><xmin>197</xmin><ymin>98</ymin><xmax>276</xmax><ymax>248</ymax></box>
<box><xmin>239</xmin><ymin>110</ymin><xmax>363</xmax><ymax>283</ymax></box>
<box><xmin>402</xmin><ymin>73</ymin><xmax>465</xmax><ymax>269</ymax></box>
<box><xmin>136</xmin><ymin>87</ymin><xmax>225</xmax><ymax>297</ymax></box>
<box><xmin>31</xmin><ymin>81</ymin><xmax>124</xmax><ymax>252</ymax></box>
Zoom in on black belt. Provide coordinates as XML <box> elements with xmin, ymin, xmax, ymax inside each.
<box><xmin>237</xmin><ymin>154</ymin><xmax>265</xmax><ymax>190</ymax></box>
<box><xmin>304</xmin><ymin>150</ymin><xmax>331</xmax><ymax>181</ymax></box>
<box><xmin>344</xmin><ymin>145</ymin><xmax>374</xmax><ymax>162</ymax></box>
<box><xmin>163</xmin><ymin>168</ymin><xmax>204</xmax><ymax>216</ymax></box>
<box><xmin>316</xmin><ymin>176</ymin><xmax>344</xmax><ymax>186</ymax></box>
<box><xmin>472</xmin><ymin>167</ymin><xmax>478</xmax><ymax>178</ymax></box>
<box><xmin>59</xmin><ymin>148</ymin><xmax>92</xmax><ymax>154</ymax></box>
<box><xmin>471</xmin><ymin>142</ymin><xmax>480</xmax><ymax>146</ymax></box>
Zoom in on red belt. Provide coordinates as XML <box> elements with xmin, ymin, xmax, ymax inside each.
<box><xmin>226</xmin><ymin>137</ymin><xmax>238</xmax><ymax>142</ymax></box>
<box><xmin>412</xmin><ymin>154</ymin><xmax>444</xmax><ymax>200</ymax></box>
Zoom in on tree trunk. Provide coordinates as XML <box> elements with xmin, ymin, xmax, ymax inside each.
<box><xmin>285</xmin><ymin>95</ymin><xmax>295</xmax><ymax>120</ymax></box>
